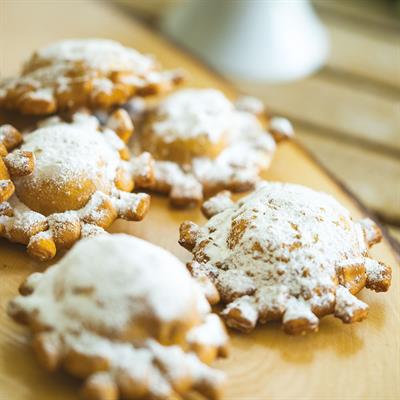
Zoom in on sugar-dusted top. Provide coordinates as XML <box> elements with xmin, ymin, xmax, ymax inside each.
<box><xmin>15</xmin><ymin>115</ymin><xmax>120</xmax><ymax>191</ymax></box>
<box><xmin>17</xmin><ymin>234</ymin><xmax>210</xmax><ymax>334</ymax></box>
<box><xmin>29</xmin><ymin>39</ymin><xmax>155</xmax><ymax>74</ymax></box>
<box><xmin>8</xmin><ymin>234</ymin><xmax>228</xmax><ymax>398</ymax></box>
<box><xmin>195</xmin><ymin>182</ymin><xmax>369</xmax><ymax>311</ymax></box>
<box><xmin>153</xmin><ymin>88</ymin><xmax>234</xmax><ymax>143</ymax></box>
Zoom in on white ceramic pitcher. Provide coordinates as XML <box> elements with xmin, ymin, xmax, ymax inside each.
<box><xmin>162</xmin><ymin>0</ymin><xmax>329</xmax><ymax>82</ymax></box>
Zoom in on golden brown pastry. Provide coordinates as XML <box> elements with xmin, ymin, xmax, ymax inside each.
<box><xmin>179</xmin><ymin>182</ymin><xmax>391</xmax><ymax>335</ymax></box>
<box><xmin>0</xmin><ymin>113</ymin><xmax>153</xmax><ymax>261</ymax></box>
<box><xmin>8</xmin><ymin>234</ymin><xmax>229</xmax><ymax>400</ymax></box>
<box><xmin>134</xmin><ymin>88</ymin><xmax>293</xmax><ymax>207</ymax></box>
<box><xmin>0</xmin><ymin>39</ymin><xmax>183</xmax><ymax>115</ymax></box>
<box><xmin>0</xmin><ymin>124</ymin><xmax>35</xmax><ymax>203</ymax></box>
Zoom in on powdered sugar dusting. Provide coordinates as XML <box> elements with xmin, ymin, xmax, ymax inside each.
<box><xmin>80</xmin><ymin>223</ymin><xmax>106</xmax><ymax>238</ymax></box>
<box><xmin>187</xmin><ymin>314</ymin><xmax>229</xmax><ymax>347</ymax></box>
<box><xmin>92</xmin><ymin>78</ymin><xmax>114</xmax><ymax>95</ymax></box>
<box><xmin>139</xmin><ymin>88</ymin><xmax>278</xmax><ymax>202</ymax></box>
<box><xmin>152</xmin><ymin>89</ymin><xmax>234</xmax><ymax>143</ymax></box>
<box><xmin>13</xmin><ymin>117</ymin><xmax>119</xmax><ymax>201</ymax></box>
<box><xmin>0</xmin><ymin>113</ymin><xmax>153</xmax><ymax>259</ymax></box>
<box><xmin>234</xmin><ymin>95</ymin><xmax>265</xmax><ymax>114</ymax></box>
<box><xmin>187</xmin><ymin>182</ymin><xmax>385</xmax><ymax>330</ymax></box>
<box><xmin>26</xmin><ymin>88</ymin><xmax>54</xmax><ymax>102</ymax></box>
<box><xmin>191</xmin><ymin>112</ymin><xmax>276</xmax><ymax>187</ymax></box>
<box><xmin>9</xmin><ymin>234</ymin><xmax>227</xmax><ymax>395</ymax></box>
<box><xmin>4</xmin><ymin>150</ymin><xmax>34</xmax><ymax>174</ymax></box>
<box><xmin>17</xmin><ymin>235</ymin><xmax>206</xmax><ymax>330</ymax></box>
<box><xmin>334</xmin><ymin>286</ymin><xmax>368</xmax><ymax>321</ymax></box>
<box><xmin>270</xmin><ymin>117</ymin><xmax>294</xmax><ymax>139</ymax></box>
<box><xmin>35</xmin><ymin>39</ymin><xmax>155</xmax><ymax>74</ymax></box>
<box><xmin>0</xmin><ymin>196</ymin><xmax>46</xmax><ymax>240</ymax></box>
<box><xmin>202</xmin><ymin>190</ymin><xmax>234</xmax><ymax>218</ymax></box>
<box><xmin>1</xmin><ymin>39</ymin><xmax>181</xmax><ymax>115</ymax></box>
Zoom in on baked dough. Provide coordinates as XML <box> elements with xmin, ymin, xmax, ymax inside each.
<box><xmin>135</xmin><ymin>88</ymin><xmax>293</xmax><ymax>207</ymax></box>
<box><xmin>179</xmin><ymin>182</ymin><xmax>391</xmax><ymax>334</ymax></box>
<box><xmin>0</xmin><ymin>39</ymin><xmax>183</xmax><ymax>115</ymax></box>
<box><xmin>8</xmin><ymin>234</ymin><xmax>228</xmax><ymax>400</ymax></box>
<box><xmin>0</xmin><ymin>113</ymin><xmax>154</xmax><ymax>261</ymax></box>
<box><xmin>0</xmin><ymin>124</ymin><xmax>36</xmax><ymax>204</ymax></box>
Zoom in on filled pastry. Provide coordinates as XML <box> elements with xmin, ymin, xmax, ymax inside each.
<box><xmin>133</xmin><ymin>88</ymin><xmax>293</xmax><ymax>207</ymax></box>
<box><xmin>0</xmin><ymin>39</ymin><xmax>183</xmax><ymax>115</ymax></box>
<box><xmin>0</xmin><ymin>113</ymin><xmax>153</xmax><ymax>261</ymax></box>
<box><xmin>179</xmin><ymin>182</ymin><xmax>391</xmax><ymax>334</ymax></box>
<box><xmin>8</xmin><ymin>234</ymin><xmax>229</xmax><ymax>400</ymax></box>
<box><xmin>0</xmin><ymin>124</ymin><xmax>35</xmax><ymax>203</ymax></box>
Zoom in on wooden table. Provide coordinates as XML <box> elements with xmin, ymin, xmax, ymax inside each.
<box><xmin>0</xmin><ymin>1</ymin><xmax>399</xmax><ymax>399</ymax></box>
<box><xmin>236</xmin><ymin>0</ymin><xmax>400</xmax><ymax>242</ymax></box>
<box><xmin>114</xmin><ymin>0</ymin><xmax>400</xmax><ymax>240</ymax></box>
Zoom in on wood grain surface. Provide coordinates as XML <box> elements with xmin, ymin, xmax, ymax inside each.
<box><xmin>234</xmin><ymin>73</ymin><xmax>400</xmax><ymax>224</ymax></box>
<box><xmin>0</xmin><ymin>1</ymin><xmax>399</xmax><ymax>400</ymax></box>
<box><xmin>233</xmin><ymin>2</ymin><xmax>400</xmax><ymax>225</ymax></box>
<box><xmin>118</xmin><ymin>0</ymin><xmax>400</xmax><ymax>230</ymax></box>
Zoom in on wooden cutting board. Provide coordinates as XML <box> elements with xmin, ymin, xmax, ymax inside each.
<box><xmin>0</xmin><ymin>1</ymin><xmax>398</xmax><ymax>399</ymax></box>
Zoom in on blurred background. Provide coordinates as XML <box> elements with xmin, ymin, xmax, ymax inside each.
<box><xmin>113</xmin><ymin>0</ymin><xmax>400</xmax><ymax>242</ymax></box>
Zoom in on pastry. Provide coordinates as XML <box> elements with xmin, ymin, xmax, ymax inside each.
<box><xmin>0</xmin><ymin>39</ymin><xmax>183</xmax><ymax>115</ymax></box>
<box><xmin>0</xmin><ymin>157</ymin><xmax>14</xmax><ymax>203</ymax></box>
<box><xmin>0</xmin><ymin>113</ymin><xmax>153</xmax><ymax>261</ymax></box>
<box><xmin>8</xmin><ymin>234</ymin><xmax>229</xmax><ymax>400</ymax></box>
<box><xmin>134</xmin><ymin>88</ymin><xmax>293</xmax><ymax>207</ymax></box>
<box><xmin>0</xmin><ymin>124</ymin><xmax>35</xmax><ymax>203</ymax></box>
<box><xmin>179</xmin><ymin>182</ymin><xmax>391</xmax><ymax>334</ymax></box>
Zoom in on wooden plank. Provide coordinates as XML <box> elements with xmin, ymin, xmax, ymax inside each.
<box><xmin>112</xmin><ymin>0</ymin><xmax>181</xmax><ymax>20</ymax></box>
<box><xmin>313</xmin><ymin>0</ymin><xmax>400</xmax><ymax>33</ymax></box>
<box><xmin>388</xmin><ymin>226</ymin><xmax>400</xmax><ymax>244</ymax></box>
<box><xmin>296</xmin><ymin>127</ymin><xmax>400</xmax><ymax>224</ymax></box>
<box><xmin>111</xmin><ymin>1</ymin><xmax>400</xmax><ymax>90</ymax></box>
<box><xmin>235</xmin><ymin>75</ymin><xmax>400</xmax><ymax>153</ymax></box>
<box><xmin>325</xmin><ymin>23</ymin><xmax>400</xmax><ymax>90</ymax></box>
<box><xmin>0</xmin><ymin>2</ymin><xmax>399</xmax><ymax>400</ymax></box>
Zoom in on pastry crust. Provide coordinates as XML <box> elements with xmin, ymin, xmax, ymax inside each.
<box><xmin>135</xmin><ymin>89</ymin><xmax>293</xmax><ymax>207</ymax></box>
<box><xmin>179</xmin><ymin>182</ymin><xmax>391</xmax><ymax>335</ymax></box>
<box><xmin>8</xmin><ymin>234</ymin><xmax>228</xmax><ymax>400</ymax></box>
<box><xmin>140</xmin><ymin>111</ymin><xmax>228</xmax><ymax>165</ymax></box>
<box><xmin>0</xmin><ymin>113</ymin><xmax>154</xmax><ymax>261</ymax></box>
<box><xmin>0</xmin><ymin>39</ymin><xmax>183</xmax><ymax>115</ymax></box>
<box><xmin>0</xmin><ymin>158</ymin><xmax>14</xmax><ymax>204</ymax></box>
<box><xmin>0</xmin><ymin>125</ymin><xmax>35</xmax><ymax>203</ymax></box>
